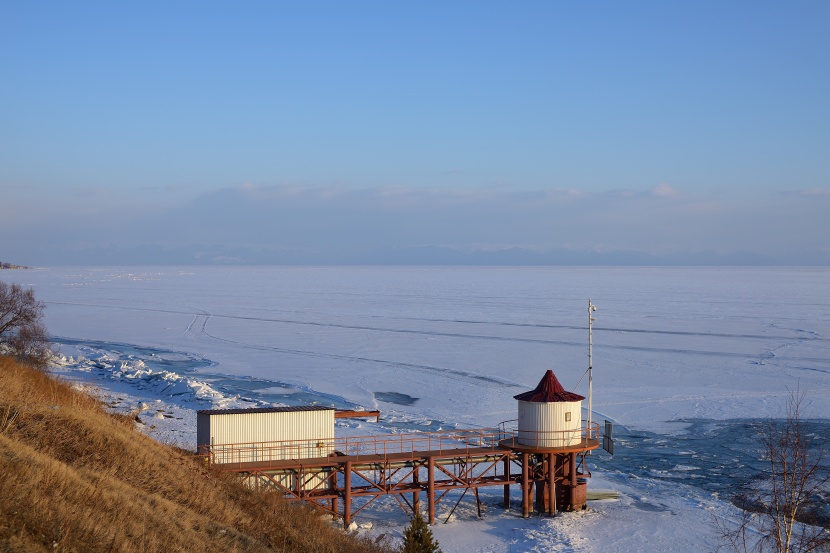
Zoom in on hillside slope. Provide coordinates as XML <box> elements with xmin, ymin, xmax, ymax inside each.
<box><xmin>0</xmin><ymin>356</ymin><xmax>393</xmax><ymax>553</ymax></box>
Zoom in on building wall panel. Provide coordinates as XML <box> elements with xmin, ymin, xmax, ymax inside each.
<box><xmin>197</xmin><ymin>407</ymin><xmax>335</xmax><ymax>465</ymax></box>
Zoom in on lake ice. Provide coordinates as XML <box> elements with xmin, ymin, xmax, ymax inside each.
<box><xmin>4</xmin><ymin>266</ymin><xmax>829</xmax><ymax>552</ymax></box>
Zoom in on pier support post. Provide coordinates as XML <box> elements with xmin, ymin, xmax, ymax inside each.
<box><xmin>427</xmin><ymin>456</ymin><xmax>435</xmax><ymax>525</ymax></box>
<box><xmin>343</xmin><ymin>461</ymin><xmax>352</xmax><ymax>529</ymax></box>
<box><xmin>503</xmin><ymin>457</ymin><xmax>511</xmax><ymax>509</ymax></box>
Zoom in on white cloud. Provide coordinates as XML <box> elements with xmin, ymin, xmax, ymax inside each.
<box><xmin>650</xmin><ymin>183</ymin><xmax>680</xmax><ymax>198</ymax></box>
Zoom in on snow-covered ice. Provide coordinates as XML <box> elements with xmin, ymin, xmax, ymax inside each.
<box><xmin>3</xmin><ymin>266</ymin><xmax>829</xmax><ymax>552</ymax></box>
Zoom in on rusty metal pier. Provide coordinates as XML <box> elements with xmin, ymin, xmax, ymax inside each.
<box><xmin>200</xmin><ymin>424</ymin><xmax>601</xmax><ymax>527</ymax></box>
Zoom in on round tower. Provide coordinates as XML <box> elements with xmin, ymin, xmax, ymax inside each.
<box><xmin>514</xmin><ymin>370</ymin><xmax>585</xmax><ymax>448</ymax></box>
<box><xmin>502</xmin><ymin>369</ymin><xmax>600</xmax><ymax>517</ymax></box>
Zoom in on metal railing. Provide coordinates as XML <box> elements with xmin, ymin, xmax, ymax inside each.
<box><xmin>498</xmin><ymin>420</ymin><xmax>601</xmax><ymax>449</ymax></box>
<box><xmin>199</xmin><ymin>423</ymin><xmax>602</xmax><ymax>468</ymax></box>
<box><xmin>199</xmin><ymin>428</ymin><xmax>512</xmax><ymax>467</ymax></box>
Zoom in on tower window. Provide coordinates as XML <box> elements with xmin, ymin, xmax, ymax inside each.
<box><xmin>565</xmin><ymin>412</ymin><xmax>572</xmax><ymax>422</ymax></box>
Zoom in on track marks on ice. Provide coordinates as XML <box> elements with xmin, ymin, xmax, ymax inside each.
<box><xmin>183</xmin><ymin>310</ymin><xmax>210</xmax><ymax>338</ymax></box>
<box><xmin>199</xmin><ymin>317</ymin><xmax>524</xmax><ymax>390</ymax></box>
<box><xmin>47</xmin><ymin>301</ymin><xmax>828</xmax><ymax>364</ymax></box>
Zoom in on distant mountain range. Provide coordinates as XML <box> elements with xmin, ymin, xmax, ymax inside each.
<box><xmin>14</xmin><ymin>245</ymin><xmax>830</xmax><ymax>266</ymax></box>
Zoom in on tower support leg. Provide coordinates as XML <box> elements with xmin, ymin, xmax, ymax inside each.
<box><xmin>521</xmin><ymin>452</ymin><xmax>530</xmax><ymax>518</ymax></box>
<box><xmin>548</xmin><ymin>453</ymin><xmax>556</xmax><ymax>515</ymax></box>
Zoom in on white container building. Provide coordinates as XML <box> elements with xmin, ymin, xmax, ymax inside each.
<box><xmin>197</xmin><ymin>406</ymin><xmax>335</xmax><ymax>464</ymax></box>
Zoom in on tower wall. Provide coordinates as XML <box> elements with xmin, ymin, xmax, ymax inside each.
<box><xmin>517</xmin><ymin>399</ymin><xmax>582</xmax><ymax>447</ymax></box>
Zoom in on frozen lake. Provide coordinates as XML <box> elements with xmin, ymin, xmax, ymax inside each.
<box><xmin>8</xmin><ymin>266</ymin><xmax>829</xmax><ymax>428</ymax></box>
<box><xmin>4</xmin><ymin>266</ymin><xmax>829</xmax><ymax>551</ymax></box>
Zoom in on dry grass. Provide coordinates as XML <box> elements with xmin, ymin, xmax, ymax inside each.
<box><xmin>0</xmin><ymin>356</ymin><xmax>396</xmax><ymax>553</ymax></box>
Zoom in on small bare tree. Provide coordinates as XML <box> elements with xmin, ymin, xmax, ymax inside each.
<box><xmin>717</xmin><ymin>390</ymin><xmax>830</xmax><ymax>553</ymax></box>
<box><xmin>0</xmin><ymin>281</ymin><xmax>51</xmax><ymax>368</ymax></box>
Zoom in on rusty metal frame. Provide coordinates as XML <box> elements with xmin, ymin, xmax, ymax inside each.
<box><xmin>203</xmin><ymin>425</ymin><xmax>602</xmax><ymax>527</ymax></box>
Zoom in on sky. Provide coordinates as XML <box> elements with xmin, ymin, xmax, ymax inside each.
<box><xmin>1</xmin><ymin>2</ymin><xmax>829</xmax><ymax>265</ymax></box>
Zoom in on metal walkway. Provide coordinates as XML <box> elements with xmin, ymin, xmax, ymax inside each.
<box><xmin>201</xmin><ymin>426</ymin><xmax>601</xmax><ymax>527</ymax></box>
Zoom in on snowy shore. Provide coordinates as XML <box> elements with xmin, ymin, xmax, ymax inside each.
<box><xmin>50</xmin><ymin>339</ymin><xmax>734</xmax><ymax>553</ymax></box>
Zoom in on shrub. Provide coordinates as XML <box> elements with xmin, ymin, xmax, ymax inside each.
<box><xmin>0</xmin><ymin>282</ymin><xmax>51</xmax><ymax>368</ymax></box>
<box><xmin>401</xmin><ymin>513</ymin><xmax>441</xmax><ymax>553</ymax></box>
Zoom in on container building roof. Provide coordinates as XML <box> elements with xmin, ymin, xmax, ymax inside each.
<box><xmin>197</xmin><ymin>406</ymin><xmax>335</xmax><ymax>416</ymax></box>
<box><xmin>514</xmin><ymin>370</ymin><xmax>585</xmax><ymax>403</ymax></box>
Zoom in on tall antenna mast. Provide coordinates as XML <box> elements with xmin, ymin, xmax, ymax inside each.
<box><xmin>588</xmin><ymin>298</ymin><xmax>597</xmax><ymax>439</ymax></box>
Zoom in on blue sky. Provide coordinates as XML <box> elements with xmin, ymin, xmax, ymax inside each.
<box><xmin>2</xmin><ymin>2</ymin><xmax>829</xmax><ymax>265</ymax></box>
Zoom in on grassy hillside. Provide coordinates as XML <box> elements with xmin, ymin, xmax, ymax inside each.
<box><xmin>0</xmin><ymin>356</ymin><xmax>394</xmax><ymax>553</ymax></box>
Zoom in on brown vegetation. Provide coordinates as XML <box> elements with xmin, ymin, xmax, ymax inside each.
<box><xmin>0</xmin><ymin>356</ymin><xmax>395</xmax><ymax>553</ymax></box>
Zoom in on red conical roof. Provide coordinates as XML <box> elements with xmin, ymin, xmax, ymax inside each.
<box><xmin>513</xmin><ymin>370</ymin><xmax>585</xmax><ymax>403</ymax></box>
